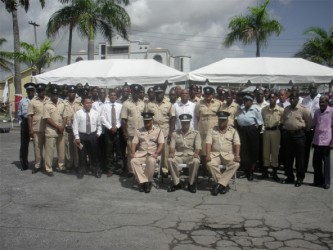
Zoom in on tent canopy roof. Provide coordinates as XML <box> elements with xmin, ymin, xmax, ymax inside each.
<box><xmin>189</xmin><ymin>57</ymin><xmax>333</xmax><ymax>84</ymax></box>
<box><xmin>32</xmin><ymin>59</ymin><xmax>187</xmax><ymax>86</ymax></box>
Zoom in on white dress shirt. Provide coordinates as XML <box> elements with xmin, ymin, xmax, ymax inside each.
<box><xmin>174</xmin><ymin>100</ymin><xmax>197</xmax><ymax>130</ymax></box>
<box><xmin>302</xmin><ymin>94</ymin><xmax>321</xmax><ymax>118</ymax></box>
<box><xmin>73</xmin><ymin>108</ymin><xmax>102</xmax><ymax>139</ymax></box>
<box><xmin>100</xmin><ymin>101</ymin><xmax>122</xmax><ymax>130</ymax></box>
<box><xmin>92</xmin><ymin>99</ymin><xmax>109</xmax><ymax>114</ymax></box>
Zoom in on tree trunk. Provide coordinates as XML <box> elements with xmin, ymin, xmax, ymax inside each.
<box><xmin>256</xmin><ymin>39</ymin><xmax>260</xmax><ymax>57</ymax></box>
<box><xmin>88</xmin><ymin>25</ymin><xmax>94</xmax><ymax>60</ymax></box>
<box><xmin>12</xmin><ymin>9</ymin><xmax>22</xmax><ymax>94</ymax></box>
<box><xmin>67</xmin><ymin>23</ymin><xmax>73</xmax><ymax>65</ymax></box>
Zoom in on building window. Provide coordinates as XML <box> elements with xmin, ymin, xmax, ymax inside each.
<box><xmin>153</xmin><ymin>54</ymin><xmax>163</xmax><ymax>63</ymax></box>
<box><xmin>75</xmin><ymin>57</ymin><xmax>83</xmax><ymax>62</ymax></box>
<box><xmin>109</xmin><ymin>46</ymin><xmax>129</xmax><ymax>54</ymax></box>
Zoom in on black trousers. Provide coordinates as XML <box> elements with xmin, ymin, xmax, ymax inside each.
<box><xmin>98</xmin><ymin>132</ymin><xmax>107</xmax><ymax>171</ymax></box>
<box><xmin>304</xmin><ymin>130</ymin><xmax>314</xmax><ymax>172</ymax></box>
<box><xmin>313</xmin><ymin>145</ymin><xmax>331</xmax><ymax>186</ymax></box>
<box><xmin>105</xmin><ymin>129</ymin><xmax>123</xmax><ymax>171</ymax></box>
<box><xmin>78</xmin><ymin>132</ymin><xmax>100</xmax><ymax>174</ymax></box>
<box><xmin>278</xmin><ymin>128</ymin><xmax>287</xmax><ymax>167</ymax></box>
<box><xmin>20</xmin><ymin>118</ymin><xmax>30</xmax><ymax>168</ymax></box>
<box><xmin>238</xmin><ymin>125</ymin><xmax>260</xmax><ymax>167</ymax></box>
<box><xmin>285</xmin><ymin>130</ymin><xmax>306</xmax><ymax>180</ymax></box>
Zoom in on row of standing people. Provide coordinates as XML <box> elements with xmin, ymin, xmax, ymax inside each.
<box><xmin>18</xmin><ymin>82</ymin><xmax>332</xmax><ymax>191</ymax></box>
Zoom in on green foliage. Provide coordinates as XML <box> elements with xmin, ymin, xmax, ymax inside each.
<box><xmin>0</xmin><ymin>38</ymin><xmax>14</xmax><ymax>72</ymax></box>
<box><xmin>223</xmin><ymin>0</ymin><xmax>283</xmax><ymax>57</ymax></box>
<box><xmin>295</xmin><ymin>26</ymin><xmax>333</xmax><ymax>67</ymax></box>
<box><xmin>14</xmin><ymin>40</ymin><xmax>64</xmax><ymax>74</ymax></box>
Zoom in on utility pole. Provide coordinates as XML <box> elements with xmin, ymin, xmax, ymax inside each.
<box><xmin>28</xmin><ymin>21</ymin><xmax>40</xmax><ymax>48</ymax></box>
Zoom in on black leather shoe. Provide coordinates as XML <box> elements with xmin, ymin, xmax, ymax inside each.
<box><xmin>46</xmin><ymin>172</ymin><xmax>54</xmax><ymax>177</ymax></box>
<box><xmin>32</xmin><ymin>168</ymin><xmax>40</xmax><ymax>174</ymax></box>
<box><xmin>188</xmin><ymin>183</ymin><xmax>197</xmax><ymax>193</ymax></box>
<box><xmin>138</xmin><ymin>184</ymin><xmax>145</xmax><ymax>192</ymax></box>
<box><xmin>295</xmin><ymin>179</ymin><xmax>303</xmax><ymax>187</ymax></box>
<box><xmin>144</xmin><ymin>182</ymin><xmax>152</xmax><ymax>193</ymax></box>
<box><xmin>272</xmin><ymin>169</ymin><xmax>280</xmax><ymax>182</ymax></box>
<box><xmin>282</xmin><ymin>178</ymin><xmax>294</xmax><ymax>184</ymax></box>
<box><xmin>247</xmin><ymin>172</ymin><xmax>254</xmax><ymax>181</ymax></box>
<box><xmin>167</xmin><ymin>183</ymin><xmax>182</xmax><ymax>192</ymax></box>
<box><xmin>323</xmin><ymin>184</ymin><xmax>330</xmax><ymax>189</ymax></box>
<box><xmin>219</xmin><ymin>185</ymin><xmax>230</xmax><ymax>194</ymax></box>
<box><xmin>77</xmin><ymin>172</ymin><xmax>84</xmax><ymax>179</ymax></box>
<box><xmin>211</xmin><ymin>184</ymin><xmax>221</xmax><ymax>196</ymax></box>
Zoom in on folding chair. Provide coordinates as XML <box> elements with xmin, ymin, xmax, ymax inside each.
<box><xmin>175</xmin><ymin>163</ymin><xmax>199</xmax><ymax>189</ymax></box>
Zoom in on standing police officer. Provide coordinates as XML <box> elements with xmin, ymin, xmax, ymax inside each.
<box><xmin>18</xmin><ymin>82</ymin><xmax>36</xmax><ymax>170</ymax></box>
<box><xmin>28</xmin><ymin>83</ymin><xmax>49</xmax><ymax>174</ymax></box>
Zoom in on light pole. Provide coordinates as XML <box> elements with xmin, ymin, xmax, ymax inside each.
<box><xmin>28</xmin><ymin>21</ymin><xmax>40</xmax><ymax>48</ymax></box>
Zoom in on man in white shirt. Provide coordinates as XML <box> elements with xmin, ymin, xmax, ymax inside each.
<box><xmin>174</xmin><ymin>89</ymin><xmax>196</xmax><ymax>130</ymax></box>
<box><xmin>73</xmin><ymin>97</ymin><xmax>102</xmax><ymax>179</ymax></box>
<box><xmin>302</xmin><ymin>82</ymin><xmax>320</xmax><ymax>172</ymax></box>
<box><xmin>100</xmin><ymin>90</ymin><xmax>123</xmax><ymax>177</ymax></box>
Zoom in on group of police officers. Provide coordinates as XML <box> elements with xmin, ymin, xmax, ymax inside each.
<box><xmin>17</xmin><ymin>81</ymin><xmax>331</xmax><ymax>195</ymax></box>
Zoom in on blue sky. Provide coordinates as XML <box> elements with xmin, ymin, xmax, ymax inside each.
<box><xmin>0</xmin><ymin>0</ymin><xmax>332</xmax><ymax>71</ymax></box>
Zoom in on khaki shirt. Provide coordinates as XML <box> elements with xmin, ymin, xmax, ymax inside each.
<box><xmin>43</xmin><ymin>99</ymin><xmax>69</xmax><ymax>137</ymax></box>
<box><xmin>206</xmin><ymin>126</ymin><xmax>240</xmax><ymax>161</ymax></box>
<box><xmin>170</xmin><ymin>129</ymin><xmax>201</xmax><ymax>156</ymax></box>
<box><xmin>261</xmin><ymin>105</ymin><xmax>284</xmax><ymax>128</ymax></box>
<box><xmin>121</xmin><ymin>99</ymin><xmax>145</xmax><ymax>136</ymax></box>
<box><xmin>195</xmin><ymin>99</ymin><xmax>221</xmax><ymax>136</ymax></box>
<box><xmin>219</xmin><ymin>101</ymin><xmax>239</xmax><ymax>126</ymax></box>
<box><xmin>132</xmin><ymin>126</ymin><xmax>165</xmax><ymax>157</ymax></box>
<box><xmin>28</xmin><ymin>96</ymin><xmax>49</xmax><ymax>132</ymax></box>
<box><xmin>146</xmin><ymin>99</ymin><xmax>176</xmax><ymax>136</ymax></box>
<box><xmin>63</xmin><ymin>99</ymin><xmax>83</xmax><ymax>127</ymax></box>
<box><xmin>281</xmin><ymin>104</ymin><xmax>312</xmax><ymax>131</ymax></box>
<box><xmin>189</xmin><ymin>96</ymin><xmax>201</xmax><ymax>104</ymax></box>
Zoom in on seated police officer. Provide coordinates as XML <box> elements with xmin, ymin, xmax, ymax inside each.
<box><xmin>130</xmin><ymin>112</ymin><xmax>164</xmax><ymax>193</ymax></box>
<box><xmin>206</xmin><ymin>111</ymin><xmax>241</xmax><ymax>196</ymax></box>
<box><xmin>168</xmin><ymin>114</ymin><xmax>201</xmax><ymax>193</ymax></box>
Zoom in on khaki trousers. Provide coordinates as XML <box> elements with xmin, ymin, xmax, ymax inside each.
<box><xmin>131</xmin><ymin>156</ymin><xmax>156</xmax><ymax>184</ymax></box>
<box><xmin>168</xmin><ymin>156</ymin><xmax>200</xmax><ymax>185</ymax></box>
<box><xmin>126</xmin><ymin>137</ymin><xmax>134</xmax><ymax>173</ymax></box>
<box><xmin>263</xmin><ymin>130</ymin><xmax>280</xmax><ymax>168</ymax></box>
<box><xmin>65</xmin><ymin>131</ymin><xmax>78</xmax><ymax>168</ymax></box>
<box><xmin>161</xmin><ymin>136</ymin><xmax>170</xmax><ymax>174</ymax></box>
<box><xmin>33</xmin><ymin>132</ymin><xmax>45</xmax><ymax>169</ymax></box>
<box><xmin>207</xmin><ymin>155</ymin><xmax>239</xmax><ymax>187</ymax></box>
<box><xmin>45</xmin><ymin>135</ymin><xmax>65</xmax><ymax>173</ymax></box>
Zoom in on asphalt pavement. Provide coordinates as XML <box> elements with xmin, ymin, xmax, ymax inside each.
<box><xmin>0</xmin><ymin>129</ymin><xmax>332</xmax><ymax>250</ymax></box>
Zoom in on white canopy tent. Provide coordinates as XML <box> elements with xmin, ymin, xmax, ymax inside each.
<box><xmin>32</xmin><ymin>59</ymin><xmax>188</xmax><ymax>86</ymax></box>
<box><xmin>189</xmin><ymin>57</ymin><xmax>333</xmax><ymax>84</ymax></box>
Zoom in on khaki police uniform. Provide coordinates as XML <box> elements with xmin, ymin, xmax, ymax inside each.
<box><xmin>189</xmin><ymin>96</ymin><xmax>201</xmax><ymax>104</ymax></box>
<box><xmin>131</xmin><ymin>126</ymin><xmax>165</xmax><ymax>184</ymax></box>
<box><xmin>195</xmin><ymin>99</ymin><xmax>221</xmax><ymax>155</ymax></box>
<box><xmin>28</xmin><ymin>96</ymin><xmax>49</xmax><ymax>169</ymax></box>
<box><xmin>206</xmin><ymin>126</ymin><xmax>240</xmax><ymax>187</ymax></box>
<box><xmin>43</xmin><ymin>100</ymin><xmax>70</xmax><ymax>173</ymax></box>
<box><xmin>121</xmin><ymin>99</ymin><xmax>145</xmax><ymax>172</ymax></box>
<box><xmin>63</xmin><ymin>98</ymin><xmax>82</xmax><ymax>169</ymax></box>
<box><xmin>261</xmin><ymin>105</ymin><xmax>284</xmax><ymax>168</ymax></box>
<box><xmin>146</xmin><ymin>100</ymin><xmax>176</xmax><ymax>173</ymax></box>
<box><xmin>168</xmin><ymin>129</ymin><xmax>201</xmax><ymax>185</ymax></box>
<box><xmin>219</xmin><ymin>101</ymin><xmax>239</xmax><ymax>126</ymax></box>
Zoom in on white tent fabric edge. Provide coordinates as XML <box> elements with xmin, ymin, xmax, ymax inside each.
<box><xmin>189</xmin><ymin>57</ymin><xmax>333</xmax><ymax>84</ymax></box>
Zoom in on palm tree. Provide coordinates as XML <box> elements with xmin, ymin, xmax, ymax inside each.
<box><xmin>14</xmin><ymin>40</ymin><xmax>64</xmax><ymax>74</ymax></box>
<box><xmin>224</xmin><ymin>0</ymin><xmax>283</xmax><ymax>57</ymax></box>
<box><xmin>0</xmin><ymin>38</ymin><xmax>14</xmax><ymax>72</ymax></box>
<box><xmin>47</xmin><ymin>0</ymin><xmax>130</xmax><ymax>62</ymax></box>
<box><xmin>295</xmin><ymin>26</ymin><xmax>333</xmax><ymax>67</ymax></box>
<box><xmin>1</xmin><ymin>0</ymin><xmax>45</xmax><ymax>94</ymax></box>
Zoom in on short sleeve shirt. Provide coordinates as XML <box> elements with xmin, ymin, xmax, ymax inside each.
<box><xmin>121</xmin><ymin>99</ymin><xmax>145</xmax><ymax>136</ymax></box>
<box><xmin>206</xmin><ymin>126</ymin><xmax>240</xmax><ymax>160</ymax></box>
<box><xmin>281</xmin><ymin>104</ymin><xmax>312</xmax><ymax>131</ymax></box>
<box><xmin>146</xmin><ymin>99</ymin><xmax>176</xmax><ymax>136</ymax></box>
<box><xmin>132</xmin><ymin>126</ymin><xmax>165</xmax><ymax>157</ymax></box>
<box><xmin>195</xmin><ymin>99</ymin><xmax>221</xmax><ymax>136</ymax></box>
<box><xmin>43</xmin><ymin>99</ymin><xmax>69</xmax><ymax>137</ymax></box>
<box><xmin>219</xmin><ymin>101</ymin><xmax>239</xmax><ymax>126</ymax></box>
<box><xmin>18</xmin><ymin>97</ymin><xmax>31</xmax><ymax>118</ymax></box>
<box><xmin>28</xmin><ymin>96</ymin><xmax>49</xmax><ymax>132</ymax></box>
<box><xmin>170</xmin><ymin>129</ymin><xmax>201</xmax><ymax>156</ymax></box>
<box><xmin>312</xmin><ymin>106</ymin><xmax>333</xmax><ymax>146</ymax></box>
<box><xmin>261</xmin><ymin>105</ymin><xmax>284</xmax><ymax>128</ymax></box>
<box><xmin>63</xmin><ymin>99</ymin><xmax>83</xmax><ymax>127</ymax></box>
<box><xmin>236</xmin><ymin>105</ymin><xmax>263</xmax><ymax>126</ymax></box>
